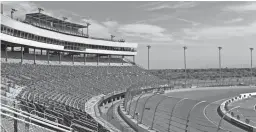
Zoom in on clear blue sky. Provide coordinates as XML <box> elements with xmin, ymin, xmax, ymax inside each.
<box><xmin>2</xmin><ymin>1</ymin><xmax>256</xmax><ymax>69</ymax></box>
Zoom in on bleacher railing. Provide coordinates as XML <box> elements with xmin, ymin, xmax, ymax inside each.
<box><xmin>1</xmin><ymin>102</ymin><xmax>72</xmax><ymax>132</ymax></box>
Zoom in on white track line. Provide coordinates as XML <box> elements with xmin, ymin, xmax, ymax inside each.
<box><xmin>203</xmin><ymin>98</ymin><xmax>228</xmax><ymax>130</ymax></box>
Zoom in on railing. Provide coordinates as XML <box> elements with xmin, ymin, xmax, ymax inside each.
<box><xmin>1</xmin><ymin>96</ymin><xmax>73</xmax><ymax>132</ymax></box>
<box><xmin>1</xmin><ymin>106</ymin><xmax>72</xmax><ymax>132</ymax></box>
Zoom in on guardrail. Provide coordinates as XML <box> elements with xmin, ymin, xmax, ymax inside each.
<box><xmin>218</xmin><ymin>91</ymin><xmax>256</xmax><ymax>132</ymax></box>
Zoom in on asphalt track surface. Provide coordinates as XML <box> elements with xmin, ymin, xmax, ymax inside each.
<box><xmin>128</xmin><ymin>87</ymin><xmax>256</xmax><ymax>132</ymax></box>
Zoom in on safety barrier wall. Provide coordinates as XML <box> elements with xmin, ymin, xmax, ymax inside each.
<box><xmin>96</xmin><ymin>86</ymin><xmax>169</xmax><ymax>132</ymax></box>
<box><xmin>118</xmin><ymin>100</ymin><xmax>149</xmax><ymax>132</ymax></box>
<box><xmin>219</xmin><ymin>91</ymin><xmax>256</xmax><ymax>132</ymax></box>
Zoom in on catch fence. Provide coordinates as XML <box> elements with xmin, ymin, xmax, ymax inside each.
<box><xmin>123</xmin><ymin>83</ymin><xmax>255</xmax><ymax>132</ymax></box>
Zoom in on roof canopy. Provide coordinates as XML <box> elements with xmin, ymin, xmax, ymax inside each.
<box><xmin>26</xmin><ymin>13</ymin><xmax>87</xmax><ymax>28</ymax></box>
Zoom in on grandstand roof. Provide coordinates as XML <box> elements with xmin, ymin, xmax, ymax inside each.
<box><xmin>25</xmin><ymin>13</ymin><xmax>87</xmax><ymax>29</ymax></box>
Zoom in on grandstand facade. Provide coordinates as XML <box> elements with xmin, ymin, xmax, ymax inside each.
<box><xmin>1</xmin><ymin>10</ymin><xmax>137</xmax><ymax>65</ymax></box>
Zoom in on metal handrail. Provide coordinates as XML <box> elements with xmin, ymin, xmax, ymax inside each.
<box><xmin>1</xmin><ymin>104</ymin><xmax>71</xmax><ymax>131</ymax></box>
<box><xmin>1</xmin><ymin>106</ymin><xmax>72</xmax><ymax>132</ymax></box>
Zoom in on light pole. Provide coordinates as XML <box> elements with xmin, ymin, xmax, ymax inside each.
<box><xmin>86</xmin><ymin>22</ymin><xmax>91</xmax><ymax>37</ymax></box>
<box><xmin>38</xmin><ymin>8</ymin><xmax>44</xmax><ymax>13</ymax></box>
<box><xmin>38</xmin><ymin>8</ymin><xmax>44</xmax><ymax>26</ymax></box>
<box><xmin>147</xmin><ymin>45</ymin><xmax>151</xmax><ymax>70</ymax></box>
<box><xmin>250</xmin><ymin>48</ymin><xmax>254</xmax><ymax>85</ymax></box>
<box><xmin>110</xmin><ymin>35</ymin><xmax>115</xmax><ymax>41</ymax></box>
<box><xmin>183</xmin><ymin>46</ymin><xmax>187</xmax><ymax>88</ymax></box>
<box><xmin>218</xmin><ymin>47</ymin><xmax>222</xmax><ymax>85</ymax></box>
<box><xmin>62</xmin><ymin>17</ymin><xmax>67</xmax><ymax>31</ymax></box>
<box><xmin>11</xmin><ymin>8</ymin><xmax>17</xmax><ymax>19</ymax></box>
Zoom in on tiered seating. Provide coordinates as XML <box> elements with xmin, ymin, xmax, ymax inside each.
<box><xmin>1</xmin><ymin>60</ymin><xmax>161</xmax><ymax>131</ymax></box>
<box><xmin>1</xmin><ymin>63</ymin><xmax>160</xmax><ymax>104</ymax></box>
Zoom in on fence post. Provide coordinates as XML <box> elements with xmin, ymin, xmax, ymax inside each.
<box><xmin>13</xmin><ymin>102</ymin><xmax>18</xmax><ymax>132</ymax></box>
<box><xmin>185</xmin><ymin>101</ymin><xmax>206</xmax><ymax>132</ymax></box>
<box><xmin>139</xmin><ymin>94</ymin><xmax>157</xmax><ymax>124</ymax></box>
<box><xmin>125</xmin><ymin>90</ymin><xmax>131</xmax><ymax>112</ymax></box>
<box><xmin>124</xmin><ymin>89</ymin><xmax>131</xmax><ymax>112</ymax></box>
<box><xmin>132</xmin><ymin>93</ymin><xmax>147</xmax><ymax>119</ymax></box>
<box><xmin>128</xmin><ymin>94</ymin><xmax>136</xmax><ymax>115</ymax></box>
<box><xmin>168</xmin><ymin>98</ymin><xmax>187</xmax><ymax>132</ymax></box>
<box><xmin>217</xmin><ymin>106</ymin><xmax>240</xmax><ymax>132</ymax></box>
<box><xmin>150</xmin><ymin>96</ymin><xmax>168</xmax><ymax>130</ymax></box>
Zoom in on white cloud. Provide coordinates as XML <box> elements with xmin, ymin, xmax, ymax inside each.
<box><xmin>137</xmin><ymin>1</ymin><xmax>166</xmax><ymax>8</ymax></box>
<box><xmin>146</xmin><ymin>1</ymin><xmax>198</xmax><ymax>11</ymax></box>
<box><xmin>136</xmin><ymin>14</ymin><xmax>175</xmax><ymax>24</ymax></box>
<box><xmin>2</xmin><ymin>1</ymin><xmax>38</xmax><ymax>19</ymax></box>
<box><xmin>2</xmin><ymin>1</ymin><xmax>57</xmax><ymax>20</ymax></box>
<box><xmin>82</xmin><ymin>19</ymin><xmax>111</xmax><ymax>38</ymax></box>
<box><xmin>103</xmin><ymin>21</ymin><xmax>119</xmax><ymax>28</ymax></box>
<box><xmin>224</xmin><ymin>18</ymin><xmax>243</xmax><ymax>24</ymax></box>
<box><xmin>118</xmin><ymin>24</ymin><xmax>172</xmax><ymax>42</ymax></box>
<box><xmin>146</xmin><ymin>5</ymin><xmax>172</xmax><ymax>11</ymax></box>
<box><xmin>183</xmin><ymin>21</ymin><xmax>256</xmax><ymax>39</ymax></box>
<box><xmin>176</xmin><ymin>17</ymin><xmax>200</xmax><ymax>26</ymax></box>
<box><xmin>224</xmin><ymin>2</ymin><xmax>256</xmax><ymax>12</ymax></box>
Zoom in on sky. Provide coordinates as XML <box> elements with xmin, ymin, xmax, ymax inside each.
<box><xmin>2</xmin><ymin>1</ymin><xmax>256</xmax><ymax>69</ymax></box>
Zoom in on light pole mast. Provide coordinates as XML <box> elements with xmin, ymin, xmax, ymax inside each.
<box><xmin>62</xmin><ymin>17</ymin><xmax>67</xmax><ymax>31</ymax></box>
<box><xmin>218</xmin><ymin>47</ymin><xmax>222</xmax><ymax>85</ymax></box>
<box><xmin>183</xmin><ymin>46</ymin><xmax>187</xmax><ymax>88</ymax></box>
<box><xmin>38</xmin><ymin>8</ymin><xmax>44</xmax><ymax>13</ymax></box>
<box><xmin>250</xmin><ymin>48</ymin><xmax>254</xmax><ymax>85</ymax></box>
<box><xmin>86</xmin><ymin>22</ymin><xmax>91</xmax><ymax>37</ymax></box>
<box><xmin>147</xmin><ymin>45</ymin><xmax>151</xmax><ymax>70</ymax></box>
<box><xmin>11</xmin><ymin>8</ymin><xmax>17</xmax><ymax>19</ymax></box>
<box><xmin>110</xmin><ymin>35</ymin><xmax>115</xmax><ymax>41</ymax></box>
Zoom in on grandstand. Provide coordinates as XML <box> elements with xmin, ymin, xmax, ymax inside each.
<box><xmin>1</xmin><ymin>4</ymin><xmax>162</xmax><ymax>132</ymax></box>
<box><xmin>2</xmin><ymin>3</ymin><xmax>256</xmax><ymax>132</ymax></box>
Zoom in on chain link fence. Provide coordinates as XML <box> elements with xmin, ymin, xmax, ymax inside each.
<box><xmin>123</xmin><ymin>82</ymin><xmax>256</xmax><ymax>132</ymax></box>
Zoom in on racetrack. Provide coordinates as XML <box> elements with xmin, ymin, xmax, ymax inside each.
<box><xmin>228</xmin><ymin>96</ymin><xmax>256</xmax><ymax>127</ymax></box>
<box><xmin>128</xmin><ymin>86</ymin><xmax>256</xmax><ymax>132</ymax></box>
